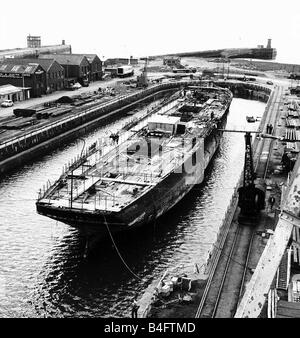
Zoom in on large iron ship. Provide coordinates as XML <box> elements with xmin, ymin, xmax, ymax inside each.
<box><xmin>36</xmin><ymin>85</ymin><xmax>233</xmax><ymax>235</ymax></box>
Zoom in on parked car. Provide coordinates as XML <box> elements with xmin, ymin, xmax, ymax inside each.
<box><xmin>266</xmin><ymin>81</ymin><xmax>274</xmax><ymax>85</ymax></box>
<box><xmin>1</xmin><ymin>99</ymin><xmax>14</xmax><ymax>107</ymax></box>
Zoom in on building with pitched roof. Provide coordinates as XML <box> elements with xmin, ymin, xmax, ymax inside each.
<box><xmin>35</xmin><ymin>58</ymin><xmax>65</xmax><ymax>93</ymax></box>
<box><xmin>71</xmin><ymin>54</ymin><xmax>102</xmax><ymax>81</ymax></box>
<box><xmin>2</xmin><ymin>58</ymin><xmax>65</xmax><ymax>94</ymax></box>
<box><xmin>0</xmin><ymin>61</ymin><xmax>46</xmax><ymax>97</ymax></box>
<box><xmin>39</xmin><ymin>54</ymin><xmax>90</xmax><ymax>86</ymax></box>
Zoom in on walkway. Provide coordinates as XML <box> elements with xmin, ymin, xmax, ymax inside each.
<box><xmin>235</xmin><ymin>154</ymin><xmax>300</xmax><ymax>317</ymax></box>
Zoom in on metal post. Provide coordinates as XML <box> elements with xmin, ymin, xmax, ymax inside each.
<box><xmin>70</xmin><ymin>169</ymin><xmax>73</xmax><ymax>208</ymax></box>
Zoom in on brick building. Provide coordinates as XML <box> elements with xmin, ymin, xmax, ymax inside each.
<box><xmin>2</xmin><ymin>58</ymin><xmax>64</xmax><ymax>94</ymax></box>
<box><xmin>0</xmin><ymin>61</ymin><xmax>46</xmax><ymax>97</ymax></box>
<box><xmin>72</xmin><ymin>54</ymin><xmax>102</xmax><ymax>81</ymax></box>
<box><xmin>35</xmin><ymin>58</ymin><xmax>65</xmax><ymax>93</ymax></box>
<box><xmin>39</xmin><ymin>54</ymin><xmax>90</xmax><ymax>86</ymax></box>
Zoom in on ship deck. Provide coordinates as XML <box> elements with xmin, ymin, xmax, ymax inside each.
<box><xmin>39</xmin><ymin>134</ymin><xmax>198</xmax><ymax>212</ymax></box>
<box><xmin>38</xmin><ymin>86</ymin><xmax>232</xmax><ymax>214</ymax></box>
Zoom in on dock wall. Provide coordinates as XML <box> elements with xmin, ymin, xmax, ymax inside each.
<box><xmin>0</xmin><ymin>87</ymin><xmax>180</xmax><ymax>174</ymax></box>
<box><xmin>0</xmin><ymin>80</ymin><xmax>271</xmax><ymax>175</ymax></box>
<box><xmin>204</xmin><ymin>86</ymin><xmax>274</xmax><ymax>274</ymax></box>
<box><xmin>216</xmin><ymin>81</ymin><xmax>271</xmax><ymax>102</ymax></box>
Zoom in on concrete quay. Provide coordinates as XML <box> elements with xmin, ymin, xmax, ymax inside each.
<box><xmin>143</xmin><ymin>82</ymin><xmax>300</xmax><ymax>318</ymax></box>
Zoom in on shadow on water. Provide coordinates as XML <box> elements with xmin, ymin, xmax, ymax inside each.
<box><xmin>30</xmin><ymin>147</ymin><xmax>221</xmax><ymax>318</ymax></box>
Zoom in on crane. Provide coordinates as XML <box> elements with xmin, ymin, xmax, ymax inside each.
<box><xmin>218</xmin><ymin>129</ymin><xmax>280</xmax><ymax>220</ymax></box>
<box><xmin>219</xmin><ymin>128</ymin><xmax>300</xmax><ymax>219</ymax></box>
<box><xmin>137</xmin><ymin>57</ymin><xmax>148</xmax><ymax>88</ymax></box>
<box><xmin>237</xmin><ymin>131</ymin><xmax>265</xmax><ymax>218</ymax></box>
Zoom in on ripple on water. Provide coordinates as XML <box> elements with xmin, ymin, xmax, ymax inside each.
<box><xmin>0</xmin><ymin>98</ymin><xmax>266</xmax><ymax>317</ymax></box>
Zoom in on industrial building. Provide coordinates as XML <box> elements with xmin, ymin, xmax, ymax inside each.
<box><xmin>39</xmin><ymin>54</ymin><xmax>90</xmax><ymax>86</ymax></box>
<box><xmin>1</xmin><ymin>58</ymin><xmax>65</xmax><ymax>94</ymax></box>
<box><xmin>163</xmin><ymin>56</ymin><xmax>181</xmax><ymax>68</ymax></box>
<box><xmin>71</xmin><ymin>54</ymin><xmax>102</xmax><ymax>81</ymax></box>
<box><xmin>0</xmin><ymin>61</ymin><xmax>46</xmax><ymax>97</ymax></box>
<box><xmin>27</xmin><ymin>35</ymin><xmax>41</xmax><ymax>48</ymax></box>
<box><xmin>35</xmin><ymin>58</ymin><xmax>65</xmax><ymax>93</ymax></box>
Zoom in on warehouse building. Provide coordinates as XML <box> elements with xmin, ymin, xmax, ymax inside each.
<box><xmin>71</xmin><ymin>54</ymin><xmax>102</xmax><ymax>81</ymax></box>
<box><xmin>34</xmin><ymin>58</ymin><xmax>65</xmax><ymax>93</ymax></box>
<box><xmin>39</xmin><ymin>54</ymin><xmax>90</xmax><ymax>86</ymax></box>
<box><xmin>2</xmin><ymin>57</ymin><xmax>65</xmax><ymax>94</ymax></box>
<box><xmin>163</xmin><ymin>56</ymin><xmax>181</xmax><ymax>68</ymax></box>
<box><xmin>0</xmin><ymin>61</ymin><xmax>46</xmax><ymax>97</ymax></box>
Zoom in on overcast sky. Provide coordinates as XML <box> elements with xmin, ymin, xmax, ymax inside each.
<box><xmin>1</xmin><ymin>0</ymin><xmax>299</xmax><ymax>63</ymax></box>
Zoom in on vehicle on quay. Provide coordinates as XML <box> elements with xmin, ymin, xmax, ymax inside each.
<box><xmin>117</xmin><ymin>65</ymin><xmax>134</xmax><ymax>78</ymax></box>
<box><xmin>67</xmin><ymin>82</ymin><xmax>82</xmax><ymax>90</ymax></box>
<box><xmin>1</xmin><ymin>99</ymin><xmax>14</xmax><ymax>107</ymax></box>
<box><xmin>246</xmin><ymin>116</ymin><xmax>256</xmax><ymax>123</ymax></box>
<box><xmin>36</xmin><ymin>85</ymin><xmax>233</xmax><ymax>236</ymax></box>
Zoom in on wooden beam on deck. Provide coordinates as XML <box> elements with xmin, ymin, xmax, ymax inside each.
<box><xmin>100</xmin><ymin>177</ymin><xmax>156</xmax><ymax>186</ymax></box>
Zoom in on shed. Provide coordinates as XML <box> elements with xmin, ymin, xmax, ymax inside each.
<box><xmin>0</xmin><ymin>84</ymin><xmax>30</xmax><ymax>102</ymax></box>
<box><xmin>148</xmin><ymin>115</ymin><xmax>180</xmax><ymax>134</ymax></box>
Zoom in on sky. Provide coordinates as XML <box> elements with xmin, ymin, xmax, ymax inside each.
<box><xmin>0</xmin><ymin>0</ymin><xmax>300</xmax><ymax>64</ymax></box>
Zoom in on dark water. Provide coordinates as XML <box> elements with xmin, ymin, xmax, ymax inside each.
<box><xmin>0</xmin><ymin>98</ymin><xmax>265</xmax><ymax>317</ymax></box>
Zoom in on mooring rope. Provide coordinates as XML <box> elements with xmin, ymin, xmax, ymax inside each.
<box><xmin>103</xmin><ymin>215</ymin><xmax>142</xmax><ymax>281</ymax></box>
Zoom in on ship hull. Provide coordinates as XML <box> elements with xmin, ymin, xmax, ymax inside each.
<box><xmin>36</xmin><ymin>109</ymin><xmax>229</xmax><ymax>236</ymax></box>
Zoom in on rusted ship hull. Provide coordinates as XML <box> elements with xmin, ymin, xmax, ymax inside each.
<box><xmin>36</xmin><ymin>113</ymin><xmax>228</xmax><ymax>235</ymax></box>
